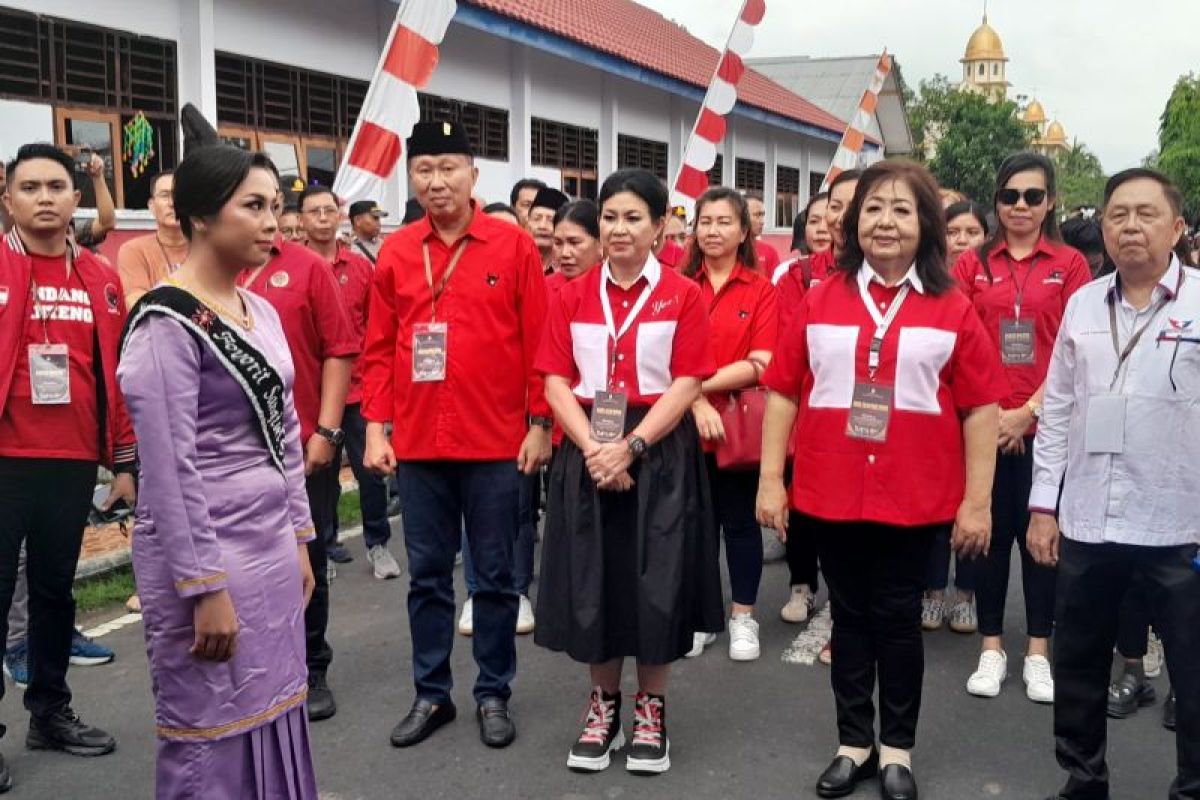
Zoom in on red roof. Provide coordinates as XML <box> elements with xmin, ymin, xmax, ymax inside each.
<box><xmin>462</xmin><ymin>0</ymin><xmax>852</xmax><ymax>137</ymax></box>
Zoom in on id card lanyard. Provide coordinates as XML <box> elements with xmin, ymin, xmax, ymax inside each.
<box><xmin>28</xmin><ymin>249</ymin><xmax>77</xmax><ymax>345</ymax></box>
<box><xmin>27</xmin><ymin>249</ymin><xmax>77</xmax><ymax>405</ymax></box>
<box><xmin>1005</xmin><ymin>255</ymin><xmax>1040</xmax><ymax>321</ymax></box>
<box><xmin>598</xmin><ymin>264</ymin><xmax>654</xmax><ymax>390</ymax></box>
<box><xmin>589</xmin><ymin>264</ymin><xmax>653</xmax><ymax>443</ymax></box>
<box><xmin>1107</xmin><ymin>288</ymin><xmax>1172</xmax><ymax>392</ymax></box>
<box><xmin>857</xmin><ymin>276</ymin><xmax>911</xmax><ymax>381</ymax></box>
<box><xmin>411</xmin><ymin>239</ymin><xmax>468</xmax><ymax>383</ymax></box>
<box><xmin>422</xmin><ymin>239</ymin><xmax>469</xmax><ymax>322</ymax></box>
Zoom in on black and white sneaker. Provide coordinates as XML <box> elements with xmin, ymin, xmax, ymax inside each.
<box><xmin>625</xmin><ymin>692</ymin><xmax>669</xmax><ymax>775</ymax></box>
<box><xmin>567</xmin><ymin>688</ymin><xmax>623</xmax><ymax>772</ymax></box>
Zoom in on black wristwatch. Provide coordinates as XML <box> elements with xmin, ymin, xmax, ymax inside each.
<box><xmin>529</xmin><ymin>415</ymin><xmax>554</xmax><ymax>431</ymax></box>
<box><xmin>626</xmin><ymin>435</ymin><xmax>648</xmax><ymax>459</ymax></box>
<box><xmin>316</xmin><ymin>425</ymin><xmax>345</xmax><ymax>446</ymax></box>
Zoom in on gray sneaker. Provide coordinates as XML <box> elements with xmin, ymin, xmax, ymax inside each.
<box><xmin>762</xmin><ymin>529</ymin><xmax>786</xmax><ymax>563</ymax></box>
<box><xmin>368</xmin><ymin>544</ymin><xmax>402</xmax><ymax>580</ymax></box>
<box><xmin>948</xmin><ymin>598</ymin><xmax>978</xmax><ymax>634</ymax></box>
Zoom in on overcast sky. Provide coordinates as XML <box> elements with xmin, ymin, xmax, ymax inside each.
<box><xmin>633</xmin><ymin>0</ymin><xmax>1198</xmax><ymax>172</ymax></box>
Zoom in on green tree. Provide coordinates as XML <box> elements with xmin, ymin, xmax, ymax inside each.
<box><xmin>1157</xmin><ymin>73</ymin><xmax>1200</xmax><ymax>221</ymax></box>
<box><xmin>906</xmin><ymin>74</ymin><xmax>1031</xmax><ymax>202</ymax></box>
<box><xmin>1054</xmin><ymin>142</ymin><xmax>1107</xmax><ymax>212</ymax></box>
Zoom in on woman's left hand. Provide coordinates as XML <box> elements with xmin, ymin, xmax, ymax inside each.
<box><xmin>951</xmin><ymin>499</ymin><xmax>991</xmax><ymax>559</ymax></box>
<box><xmin>997</xmin><ymin>407</ymin><xmax>1033</xmax><ymax>452</ymax></box>
<box><xmin>597</xmin><ymin>470</ymin><xmax>635</xmax><ymax>492</ymax></box>
<box><xmin>297</xmin><ymin>543</ymin><xmax>315</xmax><ymax>607</ymax></box>
<box><xmin>585</xmin><ymin>442</ymin><xmax>633</xmax><ymax>486</ymax></box>
<box><xmin>692</xmin><ymin>398</ymin><xmax>725</xmax><ymax>442</ymax></box>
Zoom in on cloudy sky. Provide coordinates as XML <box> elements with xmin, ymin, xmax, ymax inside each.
<box><xmin>633</xmin><ymin>0</ymin><xmax>1198</xmax><ymax>172</ymax></box>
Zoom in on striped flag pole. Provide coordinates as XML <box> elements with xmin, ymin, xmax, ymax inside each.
<box><xmin>672</xmin><ymin>0</ymin><xmax>766</xmax><ymax>206</ymax></box>
<box><xmin>819</xmin><ymin>49</ymin><xmax>891</xmax><ymax>193</ymax></box>
<box><xmin>332</xmin><ymin>0</ymin><xmax>457</xmax><ymax>215</ymax></box>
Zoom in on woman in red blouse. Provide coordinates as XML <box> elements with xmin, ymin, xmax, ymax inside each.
<box><xmin>757</xmin><ymin>160</ymin><xmax>1006</xmax><ymax>800</ymax></box>
<box><xmin>952</xmin><ymin>152</ymin><xmax>1091</xmax><ymax>705</ymax></box>
<box><xmin>680</xmin><ymin>187</ymin><xmax>777</xmax><ymax>662</ymax></box>
<box><xmin>534</xmin><ymin>169</ymin><xmax>722</xmax><ymax>777</ymax></box>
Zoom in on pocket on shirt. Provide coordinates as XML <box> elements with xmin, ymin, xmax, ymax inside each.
<box><xmin>570</xmin><ymin>322</ymin><xmax>608</xmax><ymax>398</ymax></box>
<box><xmin>636</xmin><ymin>321</ymin><xmax>676</xmax><ymax>395</ymax></box>
<box><xmin>895</xmin><ymin>327</ymin><xmax>956</xmax><ymax>413</ymax></box>
<box><xmin>807</xmin><ymin>324</ymin><xmax>858</xmax><ymax>409</ymax></box>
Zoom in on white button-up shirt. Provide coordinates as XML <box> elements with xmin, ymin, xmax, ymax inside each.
<box><xmin>1030</xmin><ymin>255</ymin><xmax>1200</xmax><ymax>546</ymax></box>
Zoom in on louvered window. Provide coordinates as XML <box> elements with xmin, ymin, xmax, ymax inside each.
<box><xmin>531</xmin><ymin>118</ymin><xmax>598</xmax><ymax>171</ymax></box>
<box><xmin>417</xmin><ymin>92</ymin><xmax>509</xmax><ymax>160</ymax></box>
<box><xmin>776</xmin><ymin>165</ymin><xmax>801</xmax><ymax>228</ymax></box>
<box><xmin>708</xmin><ymin>154</ymin><xmax>724</xmax><ymax>187</ymax></box>
<box><xmin>617</xmin><ymin>134</ymin><xmax>668</xmax><ymax>181</ymax></box>
<box><xmin>735</xmin><ymin>158</ymin><xmax>765</xmax><ymax>194</ymax></box>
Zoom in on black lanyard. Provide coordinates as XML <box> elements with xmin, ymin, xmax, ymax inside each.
<box><xmin>1004</xmin><ymin>255</ymin><xmax>1040</xmax><ymax>320</ymax></box>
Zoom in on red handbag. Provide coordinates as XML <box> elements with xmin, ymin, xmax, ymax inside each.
<box><xmin>715</xmin><ymin>387</ymin><xmax>768</xmax><ymax>470</ymax></box>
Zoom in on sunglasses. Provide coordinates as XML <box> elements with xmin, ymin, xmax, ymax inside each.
<box><xmin>996</xmin><ymin>188</ymin><xmax>1047</xmax><ymax>207</ymax></box>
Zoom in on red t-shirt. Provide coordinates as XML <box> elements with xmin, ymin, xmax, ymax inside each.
<box><xmin>0</xmin><ymin>254</ymin><xmax>99</xmax><ymax>460</ymax></box>
<box><xmin>329</xmin><ymin>247</ymin><xmax>375</xmax><ymax>406</ymax></box>
<box><xmin>953</xmin><ymin>238</ymin><xmax>1091</xmax><ymax>411</ymax></box>
<box><xmin>755</xmin><ymin>239</ymin><xmax>781</xmax><ymax>275</ymax></box>
<box><xmin>764</xmin><ymin>268</ymin><xmax>1008</xmax><ymax>527</ymax></box>
<box><xmin>696</xmin><ymin>261</ymin><xmax>777</xmax><ymax>384</ymax></box>
<box><xmin>241</xmin><ymin>242</ymin><xmax>359</xmax><ymax>441</ymax></box>
<box><xmin>537</xmin><ymin>256</ymin><xmax>716</xmax><ymax>407</ymax></box>
<box><xmin>657</xmin><ymin>240</ymin><xmax>686</xmax><ymax>271</ymax></box>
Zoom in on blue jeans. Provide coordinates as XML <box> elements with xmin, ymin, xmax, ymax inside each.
<box><xmin>462</xmin><ymin>470</ymin><xmax>536</xmax><ymax>597</ymax></box>
<box><xmin>336</xmin><ymin>403</ymin><xmax>391</xmax><ymax>548</ymax></box>
<box><xmin>398</xmin><ymin>461</ymin><xmax>519</xmax><ymax>704</ymax></box>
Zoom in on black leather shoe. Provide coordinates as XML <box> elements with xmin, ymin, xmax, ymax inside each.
<box><xmin>816</xmin><ymin>749</ymin><xmax>878</xmax><ymax>798</ymax></box>
<box><xmin>307</xmin><ymin>671</ymin><xmax>337</xmax><ymax>722</ymax></box>
<box><xmin>1106</xmin><ymin>672</ymin><xmax>1155</xmax><ymax>719</ymax></box>
<box><xmin>26</xmin><ymin>707</ymin><xmax>115</xmax><ymax>757</ymax></box>
<box><xmin>1163</xmin><ymin>687</ymin><xmax>1176</xmax><ymax>730</ymax></box>
<box><xmin>476</xmin><ymin>697</ymin><xmax>516</xmax><ymax>748</ymax></box>
<box><xmin>879</xmin><ymin>763</ymin><xmax>918</xmax><ymax>800</ymax></box>
<box><xmin>390</xmin><ymin>699</ymin><xmax>456</xmax><ymax>747</ymax></box>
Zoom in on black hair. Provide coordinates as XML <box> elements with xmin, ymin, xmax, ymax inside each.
<box><xmin>173</xmin><ymin>145</ymin><xmax>276</xmax><ymax>239</ymax></box>
<box><xmin>482</xmin><ymin>202</ymin><xmax>518</xmax><ymax>217</ymax></box>
<box><xmin>682</xmin><ymin>187</ymin><xmax>756</xmax><ymax>277</ymax></box>
<box><xmin>976</xmin><ymin>151</ymin><xmax>1061</xmax><ymax>270</ymax></box>
<box><xmin>297</xmin><ymin>184</ymin><xmax>338</xmax><ymax>212</ymax></box>
<box><xmin>148</xmin><ymin>170</ymin><xmax>174</xmax><ymax>195</ymax></box>
<box><xmin>1103</xmin><ymin>167</ymin><xmax>1185</xmax><ymax>217</ymax></box>
<box><xmin>509</xmin><ymin>178</ymin><xmax>547</xmax><ymax>207</ymax></box>
<box><xmin>1060</xmin><ymin>216</ymin><xmax>1103</xmax><ymax>254</ymax></box>
<box><xmin>279</xmin><ymin>205</ymin><xmax>300</xmax><ymax>217</ymax></box>
<box><xmin>829</xmin><ymin>169</ymin><xmax>862</xmax><ymax>196</ymax></box>
<box><xmin>553</xmin><ymin>200</ymin><xmax>600</xmax><ymax>239</ymax></box>
<box><xmin>6</xmin><ymin>143</ymin><xmax>75</xmax><ymax>188</ymax></box>
<box><xmin>597</xmin><ymin>169</ymin><xmax>668</xmax><ymax>221</ymax></box>
<box><xmin>945</xmin><ymin>200</ymin><xmax>990</xmax><ymax>236</ymax></box>
<box><xmin>793</xmin><ymin>191</ymin><xmax>830</xmax><ymax>252</ymax></box>
<box><xmin>837</xmin><ymin>159</ymin><xmax>954</xmax><ymax>295</ymax></box>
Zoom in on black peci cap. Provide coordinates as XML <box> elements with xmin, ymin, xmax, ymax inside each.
<box><xmin>406</xmin><ymin>120</ymin><xmax>473</xmax><ymax>159</ymax></box>
<box><xmin>531</xmin><ymin>187</ymin><xmax>569</xmax><ymax>213</ymax></box>
<box><xmin>348</xmin><ymin>200</ymin><xmax>388</xmax><ymax>219</ymax></box>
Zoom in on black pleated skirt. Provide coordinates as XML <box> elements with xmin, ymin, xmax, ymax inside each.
<box><xmin>534</xmin><ymin>408</ymin><xmax>725</xmax><ymax>665</ymax></box>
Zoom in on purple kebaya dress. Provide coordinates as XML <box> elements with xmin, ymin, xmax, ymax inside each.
<box><xmin>117</xmin><ymin>289</ymin><xmax>318</xmax><ymax>799</ymax></box>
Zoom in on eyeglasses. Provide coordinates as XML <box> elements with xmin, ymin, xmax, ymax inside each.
<box><xmin>303</xmin><ymin>207</ymin><xmax>340</xmax><ymax>218</ymax></box>
<box><xmin>996</xmin><ymin>188</ymin><xmax>1047</xmax><ymax>207</ymax></box>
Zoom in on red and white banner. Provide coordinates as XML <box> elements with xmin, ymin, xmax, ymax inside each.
<box><xmin>333</xmin><ymin>0</ymin><xmax>457</xmax><ymax>214</ymax></box>
<box><xmin>672</xmin><ymin>0</ymin><xmax>766</xmax><ymax>204</ymax></box>
<box><xmin>819</xmin><ymin>50</ymin><xmax>892</xmax><ymax>193</ymax></box>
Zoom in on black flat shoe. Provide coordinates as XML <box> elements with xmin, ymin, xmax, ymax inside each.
<box><xmin>879</xmin><ymin>763</ymin><xmax>918</xmax><ymax>800</ymax></box>
<box><xmin>390</xmin><ymin>699</ymin><xmax>456</xmax><ymax>747</ymax></box>
<box><xmin>307</xmin><ymin>671</ymin><xmax>337</xmax><ymax>722</ymax></box>
<box><xmin>1106</xmin><ymin>673</ymin><xmax>1155</xmax><ymax>719</ymax></box>
<box><xmin>1163</xmin><ymin>687</ymin><xmax>1176</xmax><ymax>731</ymax></box>
<box><xmin>26</xmin><ymin>707</ymin><xmax>115</xmax><ymax>757</ymax></box>
<box><xmin>816</xmin><ymin>749</ymin><xmax>878</xmax><ymax>798</ymax></box>
<box><xmin>476</xmin><ymin>697</ymin><xmax>516</xmax><ymax>748</ymax></box>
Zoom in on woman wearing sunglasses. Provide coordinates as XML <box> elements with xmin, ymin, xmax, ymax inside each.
<box><xmin>952</xmin><ymin>152</ymin><xmax>1091</xmax><ymax>704</ymax></box>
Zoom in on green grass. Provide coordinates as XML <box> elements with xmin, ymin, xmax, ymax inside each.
<box><xmin>75</xmin><ymin>566</ymin><xmax>137</xmax><ymax>614</ymax></box>
<box><xmin>338</xmin><ymin>489</ymin><xmax>362</xmax><ymax>526</ymax></box>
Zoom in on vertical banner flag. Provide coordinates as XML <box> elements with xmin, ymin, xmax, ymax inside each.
<box><xmin>332</xmin><ymin>0</ymin><xmax>457</xmax><ymax>215</ymax></box>
<box><xmin>819</xmin><ymin>50</ymin><xmax>892</xmax><ymax>193</ymax></box>
<box><xmin>672</xmin><ymin>0</ymin><xmax>766</xmax><ymax>204</ymax></box>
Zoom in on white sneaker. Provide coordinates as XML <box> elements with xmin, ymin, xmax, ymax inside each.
<box><xmin>781</xmin><ymin>585</ymin><xmax>815</xmax><ymax>623</ymax></box>
<box><xmin>1023</xmin><ymin>655</ymin><xmax>1055</xmax><ymax>704</ymax></box>
<box><xmin>1144</xmin><ymin>632</ymin><xmax>1163</xmax><ymax>678</ymax></box>
<box><xmin>684</xmin><ymin>632</ymin><xmax>716</xmax><ymax>658</ymax></box>
<box><xmin>728</xmin><ymin>613</ymin><xmax>761</xmax><ymax>661</ymax></box>
<box><xmin>457</xmin><ymin>597</ymin><xmax>474</xmax><ymax>636</ymax></box>
<box><xmin>367</xmin><ymin>544</ymin><xmax>402</xmax><ymax>580</ymax></box>
<box><xmin>516</xmin><ymin>595</ymin><xmax>535</xmax><ymax>635</ymax></box>
<box><xmin>967</xmin><ymin>649</ymin><xmax>1008</xmax><ymax>697</ymax></box>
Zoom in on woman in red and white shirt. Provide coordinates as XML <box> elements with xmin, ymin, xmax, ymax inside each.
<box><xmin>757</xmin><ymin>160</ymin><xmax>1006</xmax><ymax>800</ymax></box>
<box><xmin>535</xmin><ymin>169</ymin><xmax>721</xmax><ymax>777</ymax></box>
<box><xmin>681</xmin><ymin>187</ymin><xmax>777</xmax><ymax>662</ymax></box>
<box><xmin>953</xmin><ymin>152</ymin><xmax>1091</xmax><ymax>704</ymax></box>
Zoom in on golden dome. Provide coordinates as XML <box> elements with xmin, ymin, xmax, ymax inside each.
<box><xmin>1023</xmin><ymin>100</ymin><xmax>1047</xmax><ymax>124</ymax></box>
<box><xmin>962</xmin><ymin>15</ymin><xmax>1007</xmax><ymax>62</ymax></box>
<box><xmin>1044</xmin><ymin>121</ymin><xmax>1068</xmax><ymax>143</ymax></box>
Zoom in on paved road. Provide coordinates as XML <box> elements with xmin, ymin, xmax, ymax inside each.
<box><xmin>11</xmin><ymin>522</ymin><xmax>1179</xmax><ymax>799</ymax></box>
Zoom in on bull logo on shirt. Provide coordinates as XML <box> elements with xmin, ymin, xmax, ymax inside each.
<box><xmin>338</xmin><ymin>274</ymin><xmax>348</xmax><ymax>285</ymax></box>
<box><xmin>738</xmin><ymin>309</ymin><xmax>751</xmax><ymax>319</ymax></box>
<box><xmin>486</xmin><ymin>273</ymin><xmax>499</xmax><ymax>286</ymax></box>
<box><xmin>1044</xmin><ymin>270</ymin><xmax>1064</xmax><ymax>285</ymax></box>
<box><xmin>104</xmin><ymin>283</ymin><xmax>120</xmax><ymax>313</ymax></box>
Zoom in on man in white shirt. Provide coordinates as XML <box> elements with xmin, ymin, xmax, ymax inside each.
<box><xmin>1028</xmin><ymin>168</ymin><xmax>1199</xmax><ymax>800</ymax></box>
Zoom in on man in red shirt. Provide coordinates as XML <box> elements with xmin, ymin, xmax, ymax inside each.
<box><xmin>0</xmin><ymin>144</ymin><xmax>137</xmax><ymax>786</ymax></box>
<box><xmin>241</xmin><ymin>179</ymin><xmax>357</xmax><ymax>723</ymax></box>
<box><xmin>526</xmin><ymin>186</ymin><xmax>568</xmax><ymax>273</ymax></box>
<box><xmin>298</xmin><ymin>185</ymin><xmax>400</xmax><ymax>579</ymax></box>
<box><xmin>363</xmin><ymin>121</ymin><xmax>551</xmax><ymax>750</ymax></box>
<box><xmin>747</xmin><ymin>196</ymin><xmax>781</xmax><ymax>275</ymax></box>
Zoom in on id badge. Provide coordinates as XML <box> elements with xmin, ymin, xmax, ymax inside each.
<box><xmin>1085</xmin><ymin>394</ymin><xmax>1126</xmax><ymax>454</ymax></box>
<box><xmin>28</xmin><ymin>343</ymin><xmax>71</xmax><ymax>405</ymax></box>
<box><xmin>412</xmin><ymin>322</ymin><xmax>448</xmax><ymax>383</ymax></box>
<box><xmin>590</xmin><ymin>390</ymin><xmax>628</xmax><ymax>443</ymax></box>
<box><xmin>846</xmin><ymin>382</ymin><xmax>892</xmax><ymax>443</ymax></box>
<box><xmin>1000</xmin><ymin>318</ymin><xmax>1036</xmax><ymax>365</ymax></box>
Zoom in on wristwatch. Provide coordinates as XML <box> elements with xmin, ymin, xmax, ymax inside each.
<box><xmin>1026</xmin><ymin>401</ymin><xmax>1043</xmax><ymax>420</ymax></box>
<box><xmin>316</xmin><ymin>425</ymin><xmax>345</xmax><ymax>446</ymax></box>
<box><xmin>626</xmin><ymin>435</ymin><xmax>648</xmax><ymax>459</ymax></box>
<box><xmin>529</xmin><ymin>415</ymin><xmax>554</xmax><ymax>431</ymax></box>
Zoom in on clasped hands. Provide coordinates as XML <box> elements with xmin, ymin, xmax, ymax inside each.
<box><xmin>584</xmin><ymin>440</ymin><xmax>635</xmax><ymax>492</ymax></box>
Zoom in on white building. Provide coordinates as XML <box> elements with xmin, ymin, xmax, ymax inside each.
<box><xmin>0</xmin><ymin>0</ymin><xmax>876</xmax><ymax>239</ymax></box>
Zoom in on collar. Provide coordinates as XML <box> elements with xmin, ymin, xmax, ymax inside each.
<box><xmin>697</xmin><ymin>259</ymin><xmax>753</xmax><ymax>287</ymax></box>
<box><xmin>270</xmin><ymin>232</ymin><xmax>285</xmax><ymax>256</ymax></box>
<box><xmin>990</xmin><ymin>236</ymin><xmax>1056</xmax><ymax>262</ymax></box>
<box><xmin>1105</xmin><ymin>254</ymin><xmax>1182</xmax><ymax>306</ymax></box>
<box><xmin>602</xmin><ymin>252</ymin><xmax>662</xmax><ymax>291</ymax></box>
<box><xmin>5</xmin><ymin>228</ymin><xmax>80</xmax><ymax>259</ymax></box>
<box><xmin>417</xmin><ymin>201</ymin><xmax>489</xmax><ymax>245</ymax></box>
<box><xmin>858</xmin><ymin>260</ymin><xmax>924</xmax><ymax>295</ymax></box>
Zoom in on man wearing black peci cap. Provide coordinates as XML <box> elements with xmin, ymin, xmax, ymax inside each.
<box><xmin>349</xmin><ymin>200</ymin><xmax>389</xmax><ymax>265</ymax></box>
<box><xmin>526</xmin><ymin>186</ymin><xmax>569</xmax><ymax>273</ymax></box>
<box><xmin>362</xmin><ymin>120</ymin><xmax>551</xmax><ymax>750</ymax></box>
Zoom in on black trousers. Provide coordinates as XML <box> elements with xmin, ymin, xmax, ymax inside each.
<box><xmin>1115</xmin><ymin>572</ymin><xmax>1154</xmax><ymax>660</ymax></box>
<box><xmin>975</xmin><ymin>440</ymin><xmax>1056</xmax><ymax>638</ymax></box>
<box><xmin>0</xmin><ymin>458</ymin><xmax>96</xmax><ymax>720</ymax></box>
<box><xmin>786</xmin><ymin>511</ymin><xmax>821</xmax><ymax>591</ymax></box>
<box><xmin>1053</xmin><ymin>537</ymin><xmax>1200</xmax><ymax>800</ymax></box>
<box><xmin>305</xmin><ymin>463</ymin><xmax>338</xmax><ymax>673</ymax></box>
<box><xmin>705</xmin><ymin>457</ymin><xmax>763</xmax><ymax>606</ymax></box>
<box><xmin>808</xmin><ymin>513</ymin><xmax>939</xmax><ymax>749</ymax></box>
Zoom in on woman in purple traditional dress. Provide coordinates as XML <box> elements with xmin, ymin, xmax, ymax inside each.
<box><xmin>117</xmin><ymin>144</ymin><xmax>318</xmax><ymax>799</ymax></box>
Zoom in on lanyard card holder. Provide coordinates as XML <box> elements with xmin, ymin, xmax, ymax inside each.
<box><xmin>1000</xmin><ymin>318</ymin><xmax>1036</xmax><ymax>365</ymax></box>
<box><xmin>1085</xmin><ymin>393</ymin><xmax>1126</xmax><ymax>454</ymax></box>
<box><xmin>590</xmin><ymin>390</ymin><xmax>628</xmax><ymax>443</ymax></box>
<box><xmin>28</xmin><ymin>343</ymin><xmax>71</xmax><ymax>405</ymax></box>
<box><xmin>412</xmin><ymin>322</ymin><xmax>448</xmax><ymax>382</ymax></box>
<box><xmin>846</xmin><ymin>382</ymin><xmax>892</xmax><ymax>443</ymax></box>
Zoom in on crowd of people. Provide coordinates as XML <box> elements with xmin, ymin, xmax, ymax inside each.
<box><xmin>0</xmin><ymin>107</ymin><xmax>1196</xmax><ymax>800</ymax></box>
